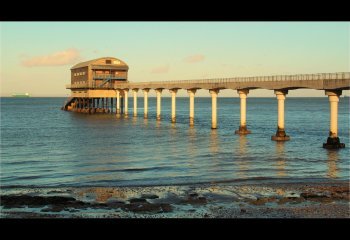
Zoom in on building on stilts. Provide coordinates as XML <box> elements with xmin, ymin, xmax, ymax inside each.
<box><xmin>63</xmin><ymin>57</ymin><xmax>129</xmax><ymax>114</ymax></box>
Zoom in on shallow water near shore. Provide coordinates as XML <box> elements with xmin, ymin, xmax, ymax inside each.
<box><xmin>1</xmin><ymin>180</ymin><xmax>349</xmax><ymax>218</ymax></box>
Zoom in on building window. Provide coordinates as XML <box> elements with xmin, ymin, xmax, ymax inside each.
<box><xmin>106</xmin><ymin>60</ymin><xmax>112</xmax><ymax>64</ymax></box>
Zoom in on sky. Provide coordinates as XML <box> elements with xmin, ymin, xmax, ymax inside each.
<box><xmin>1</xmin><ymin>22</ymin><xmax>349</xmax><ymax>97</ymax></box>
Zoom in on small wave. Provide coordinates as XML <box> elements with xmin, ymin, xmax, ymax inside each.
<box><xmin>10</xmin><ymin>175</ymin><xmax>42</xmax><ymax>180</ymax></box>
<box><xmin>110</xmin><ymin>166</ymin><xmax>173</xmax><ymax>173</ymax></box>
<box><xmin>2</xmin><ymin>160</ymin><xmax>45</xmax><ymax>165</ymax></box>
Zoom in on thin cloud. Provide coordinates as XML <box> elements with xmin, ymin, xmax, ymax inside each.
<box><xmin>184</xmin><ymin>54</ymin><xmax>205</xmax><ymax>63</ymax></box>
<box><xmin>22</xmin><ymin>49</ymin><xmax>81</xmax><ymax>67</ymax></box>
<box><xmin>151</xmin><ymin>65</ymin><xmax>170</xmax><ymax>74</ymax></box>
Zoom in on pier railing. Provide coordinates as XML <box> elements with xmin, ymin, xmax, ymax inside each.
<box><xmin>93</xmin><ymin>74</ymin><xmax>127</xmax><ymax>80</ymax></box>
<box><xmin>66</xmin><ymin>81</ymin><xmax>123</xmax><ymax>89</ymax></box>
<box><xmin>66</xmin><ymin>72</ymin><xmax>350</xmax><ymax>89</ymax></box>
<box><xmin>117</xmin><ymin>72</ymin><xmax>350</xmax><ymax>86</ymax></box>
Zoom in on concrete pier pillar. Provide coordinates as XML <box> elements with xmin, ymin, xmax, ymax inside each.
<box><xmin>73</xmin><ymin>99</ymin><xmax>77</xmax><ymax>111</ymax></box>
<box><xmin>187</xmin><ymin>89</ymin><xmax>197</xmax><ymax>126</ymax></box>
<box><xmin>235</xmin><ymin>89</ymin><xmax>251</xmax><ymax>135</ymax></box>
<box><xmin>121</xmin><ymin>96</ymin><xmax>124</xmax><ymax>114</ymax></box>
<box><xmin>110</xmin><ymin>98</ymin><xmax>113</xmax><ymax>113</ymax></box>
<box><xmin>272</xmin><ymin>90</ymin><xmax>290</xmax><ymax>141</ymax></box>
<box><xmin>156</xmin><ymin>89</ymin><xmax>163</xmax><ymax>120</ymax></box>
<box><xmin>210</xmin><ymin>89</ymin><xmax>219</xmax><ymax>129</ymax></box>
<box><xmin>169</xmin><ymin>89</ymin><xmax>178</xmax><ymax>123</ymax></box>
<box><xmin>83</xmin><ymin>98</ymin><xmax>86</xmax><ymax>112</ymax></box>
<box><xmin>124</xmin><ymin>89</ymin><xmax>129</xmax><ymax>117</ymax></box>
<box><xmin>82</xmin><ymin>98</ymin><xmax>86</xmax><ymax>113</ymax></box>
<box><xmin>87</xmin><ymin>98</ymin><xmax>91</xmax><ymax>114</ymax></box>
<box><xmin>82</xmin><ymin>98</ymin><xmax>85</xmax><ymax>112</ymax></box>
<box><xmin>91</xmin><ymin>98</ymin><xmax>95</xmax><ymax>114</ymax></box>
<box><xmin>133</xmin><ymin>88</ymin><xmax>139</xmax><ymax>117</ymax></box>
<box><xmin>143</xmin><ymin>89</ymin><xmax>150</xmax><ymax>119</ymax></box>
<box><xmin>116</xmin><ymin>90</ymin><xmax>121</xmax><ymax>114</ymax></box>
<box><xmin>323</xmin><ymin>90</ymin><xmax>345</xmax><ymax>149</ymax></box>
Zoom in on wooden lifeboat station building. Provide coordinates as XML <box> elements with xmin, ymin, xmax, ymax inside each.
<box><xmin>64</xmin><ymin>57</ymin><xmax>129</xmax><ymax>114</ymax></box>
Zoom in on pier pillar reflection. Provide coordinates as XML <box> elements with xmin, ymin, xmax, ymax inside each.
<box><xmin>272</xmin><ymin>90</ymin><xmax>290</xmax><ymax>141</ymax></box>
<box><xmin>155</xmin><ymin>89</ymin><xmax>163</xmax><ymax>121</ymax></box>
<box><xmin>143</xmin><ymin>89</ymin><xmax>150</xmax><ymax>119</ymax></box>
<box><xmin>326</xmin><ymin>150</ymin><xmax>339</xmax><ymax>178</ymax></box>
<box><xmin>169</xmin><ymin>89</ymin><xmax>178</xmax><ymax>123</ymax></box>
<box><xmin>209</xmin><ymin>89</ymin><xmax>219</xmax><ymax>129</ymax></box>
<box><xmin>187</xmin><ymin>89</ymin><xmax>197</xmax><ymax>126</ymax></box>
<box><xmin>132</xmin><ymin>88</ymin><xmax>139</xmax><ymax>117</ymax></box>
<box><xmin>275</xmin><ymin>142</ymin><xmax>286</xmax><ymax>177</ymax></box>
<box><xmin>187</xmin><ymin>126</ymin><xmax>197</xmax><ymax>158</ymax></box>
<box><xmin>323</xmin><ymin>90</ymin><xmax>345</xmax><ymax>149</ymax></box>
<box><xmin>235</xmin><ymin>89</ymin><xmax>251</xmax><ymax>134</ymax></box>
<box><xmin>236</xmin><ymin>135</ymin><xmax>248</xmax><ymax>179</ymax></box>
<box><xmin>209</xmin><ymin>128</ymin><xmax>219</xmax><ymax>154</ymax></box>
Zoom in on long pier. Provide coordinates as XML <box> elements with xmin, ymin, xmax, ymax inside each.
<box><xmin>64</xmin><ymin>70</ymin><xmax>350</xmax><ymax>149</ymax></box>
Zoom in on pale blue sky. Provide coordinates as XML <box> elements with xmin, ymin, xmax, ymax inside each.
<box><xmin>1</xmin><ymin>22</ymin><xmax>349</xmax><ymax>97</ymax></box>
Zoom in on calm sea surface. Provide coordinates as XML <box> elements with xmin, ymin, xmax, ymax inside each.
<box><xmin>1</xmin><ymin>97</ymin><xmax>349</xmax><ymax>188</ymax></box>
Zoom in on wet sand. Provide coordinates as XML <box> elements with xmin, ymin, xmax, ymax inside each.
<box><xmin>1</xmin><ymin>180</ymin><xmax>349</xmax><ymax>218</ymax></box>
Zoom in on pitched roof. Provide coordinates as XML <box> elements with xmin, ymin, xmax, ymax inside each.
<box><xmin>70</xmin><ymin>57</ymin><xmax>128</xmax><ymax>70</ymax></box>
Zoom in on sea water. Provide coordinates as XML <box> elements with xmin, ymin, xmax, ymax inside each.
<box><xmin>1</xmin><ymin>97</ymin><xmax>349</xmax><ymax>188</ymax></box>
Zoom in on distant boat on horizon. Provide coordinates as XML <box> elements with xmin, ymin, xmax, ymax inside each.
<box><xmin>12</xmin><ymin>93</ymin><xmax>30</xmax><ymax>98</ymax></box>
